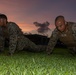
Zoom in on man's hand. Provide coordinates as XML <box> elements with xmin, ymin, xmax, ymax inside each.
<box><xmin>7</xmin><ymin>52</ymin><xmax>13</xmax><ymax>56</ymax></box>
<box><xmin>47</xmin><ymin>51</ymin><xmax>53</xmax><ymax>55</ymax></box>
<box><xmin>46</xmin><ymin>49</ymin><xmax>53</xmax><ymax>55</ymax></box>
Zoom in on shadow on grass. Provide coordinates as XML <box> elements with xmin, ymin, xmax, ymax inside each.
<box><xmin>1</xmin><ymin>47</ymin><xmax>76</xmax><ymax>58</ymax></box>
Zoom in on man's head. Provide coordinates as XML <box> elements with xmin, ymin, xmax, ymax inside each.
<box><xmin>55</xmin><ymin>15</ymin><xmax>67</xmax><ymax>32</ymax></box>
<box><xmin>0</xmin><ymin>14</ymin><xmax>7</xmax><ymax>27</ymax></box>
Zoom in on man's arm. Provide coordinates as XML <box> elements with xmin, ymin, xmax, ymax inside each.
<box><xmin>8</xmin><ymin>22</ymin><xmax>18</xmax><ymax>55</ymax></box>
<box><xmin>0</xmin><ymin>27</ymin><xmax>5</xmax><ymax>51</ymax></box>
<box><xmin>71</xmin><ymin>22</ymin><xmax>76</xmax><ymax>41</ymax></box>
<box><xmin>0</xmin><ymin>36</ymin><xmax>5</xmax><ymax>51</ymax></box>
<box><xmin>46</xmin><ymin>28</ymin><xmax>59</xmax><ymax>54</ymax></box>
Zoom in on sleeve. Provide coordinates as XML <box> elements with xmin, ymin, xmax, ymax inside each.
<box><xmin>46</xmin><ymin>28</ymin><xmax>59</xmax><ymax>54</ymax></box>
<box><xmin>72</xmin><ymin>22</ymin><xmax>76</xmax><ymax>41</ymax></box>
<box><xmin>8</xmin><ymin>22</ymin><xmax>18</xmax><ymax>54</ymax></box>
<box><xmin>0</xmin><ymin>27</ymin><xmax>5</xmax><ymax>51</ymax></box>
<box><xmin>0</xmin><ymin>36</ymin><xmax>5</xmax><ymax>51</ymax></box>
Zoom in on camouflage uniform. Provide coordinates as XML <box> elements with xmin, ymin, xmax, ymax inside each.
<box><xmin>46</xmin><ymin>22</ymin><xmax>76</xmax><ymax>54</ymax></box>
<box><xmin>0</xmin><ymin>22</ymin><xmax>46</xmax><ymax>54</ymax></box>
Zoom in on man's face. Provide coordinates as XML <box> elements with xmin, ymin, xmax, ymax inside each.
<box><xmin>0</xmin><ymin>18</ymin><xmax>7</xmax><ymax>26</ymax></box>
<box><xmin>55</xmin><ymin>18</ymin><xmax>66</xmax><ymax>32</ymax></box>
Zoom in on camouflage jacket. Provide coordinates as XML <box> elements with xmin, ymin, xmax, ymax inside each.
<box><xmin>0</xmin><ymin>22</ymin><xmax>27</xmax><ymax>53</ymax></box>
<box><xmin>46</xmin><ymin>22</ymin><xmax>76</xmax><ymax>54</ymax></box>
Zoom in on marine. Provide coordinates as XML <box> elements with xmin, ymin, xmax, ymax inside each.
<box><xmin>0</xmin><ymin>14</ymin><xmax>46</xmax><ymax>55</ymax></box>
<box><xmin>46</xmin><ymin>15</ymin><xmax>76</xmax><ymax>55</ymax></box>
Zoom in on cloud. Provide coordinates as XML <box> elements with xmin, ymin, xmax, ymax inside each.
<box><xmin>34</xmin><ymin>21</ymin><xmax>51</xmax><ymax>34</ymax></box>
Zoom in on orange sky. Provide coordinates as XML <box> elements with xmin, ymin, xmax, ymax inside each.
<box><xmin>18</xmin><ymin>23</ymin><xmax>37</xmax><ymax>32</ymax></box>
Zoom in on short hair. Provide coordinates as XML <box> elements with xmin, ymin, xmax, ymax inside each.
<box><xmin>55</xmin><ymin>15</ymin><xmax>64</xmax><ymax>25</ymax></box>
<box><xmin>0</xmin><ymin>14</ymin><xmax>7</xmax><ymax>20</ymax></box>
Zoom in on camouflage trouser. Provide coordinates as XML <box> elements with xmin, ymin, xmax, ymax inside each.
<box><xmin>17</xmin><ymin>36</ymin><xmax>47</xmax><ymax>52</ymax></box>
<box><xmin>9</xmin><ymin>36</ymin><xmax>46</xmax><ymax>54</ymax></box>
<box><xmin>23</xmin><ymin>41</ymin><xmax>46</xmax><ymax>52</ymax></box>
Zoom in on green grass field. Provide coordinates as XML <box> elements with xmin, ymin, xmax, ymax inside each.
<box><xmin>0</xmin><ymin>48</ymin><xmax>76</xmax><ymax>75</ymax></box>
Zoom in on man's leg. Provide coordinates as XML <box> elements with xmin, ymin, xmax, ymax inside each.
<box><xmin>23</xmin><ymin>37</ymin><xmax>46</xmax><ymax>52</ymax></box>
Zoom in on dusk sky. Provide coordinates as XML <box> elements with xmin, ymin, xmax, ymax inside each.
<box><xmin>0</xmin><ymin>0</ymin><xmax>76</xmax><ymax>36</ymax></box>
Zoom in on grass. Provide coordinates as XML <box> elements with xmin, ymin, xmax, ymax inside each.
<box><xmin>0</xmin><ymin>48</ymin><xmax>76</xmax><ymax>75</ymax></box>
